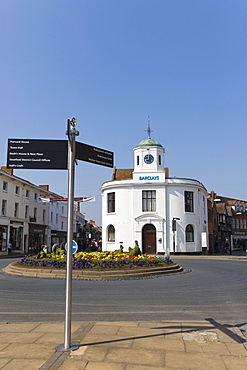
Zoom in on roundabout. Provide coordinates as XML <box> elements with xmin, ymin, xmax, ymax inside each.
<box><xmin>4</xmin><ymin>260</ymin><xmax>183</xmax><ymax>280</ymax></box>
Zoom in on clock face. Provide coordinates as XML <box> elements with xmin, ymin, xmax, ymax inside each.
<box><xmin>144</xmin><ymin>154</ymin><xmax>154</xmax><ymax>164</ymax></box>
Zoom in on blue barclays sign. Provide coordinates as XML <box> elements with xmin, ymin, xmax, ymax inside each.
<box><xmin>139</xmin><ymin>176</ymin><xmax>159</xmax><ymax>180</ymax></box>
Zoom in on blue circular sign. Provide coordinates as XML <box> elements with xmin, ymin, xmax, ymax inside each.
<box><xmin>65</xmin><ymin>240</ymin><xmax>78</xmax><ymax>254</ymax></box>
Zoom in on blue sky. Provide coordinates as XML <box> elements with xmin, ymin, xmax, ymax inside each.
<box><xmin>1</xmin><ymin>0</ymin><xmax>247</xmax><ymax>225</ymax></box>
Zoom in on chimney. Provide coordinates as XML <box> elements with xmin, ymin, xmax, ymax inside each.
<box><xmin>39</xmin><ymin>185</ymin><xmax>49</xmax><ymax>191</ymax></box>
<box><xmin>1</xmin><ymin>166</ymin><xmax>13</xmax><ymax>175</ymax></box>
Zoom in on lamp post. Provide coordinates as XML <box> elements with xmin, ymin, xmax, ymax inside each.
<box><xmin>172</xmin><ymin>218</ymin><xmax>180</xmax><ymax>254</ymax></box>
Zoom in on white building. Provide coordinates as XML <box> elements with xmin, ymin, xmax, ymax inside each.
<box><xmin>0</xmin><ymin>167</ymin><xmax>84</xmax><ymax>254</ymax></box>
<box><xmin>101</xmin><ymin>130</ymin><xmax>208</xmax><ymax>255</ymax></box>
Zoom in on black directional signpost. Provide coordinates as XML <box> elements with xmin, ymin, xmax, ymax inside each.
<box><xmin>76</xmin><ymin>141</ymin><xmax>113</xmax><ymax>168</ymax></box>
<box><xmin>6</xmin><ymin>118</ymin><xmax>114</xmax><ymax>351</ymax></box>
<box><xmin>7</xmin><ymin>139</ymin><xmax>68</xmax><ymax>169</ymax></box>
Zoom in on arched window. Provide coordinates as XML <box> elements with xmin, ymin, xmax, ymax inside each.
<box><xmin>107</xmin><ymin>224</ymin><xmax>115</xmax><ymax>242</ymax></box>
<box><xmin>186</xmin><ymin>224</ymin><xmax>194</xmax><ymax>242</ymax></box>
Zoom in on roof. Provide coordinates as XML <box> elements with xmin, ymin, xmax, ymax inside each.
<box><xmin>215</xmin><ymin>202</ymin><xmax>227</xmax><ymax>214</ymax></box>
<box><xmin>112</xmin><ymin>168</ymin><xmax>133</xmax><ymax>180</ymax></box>
<box><xmin>136</xmin><ymin>138</ymin><xmax>163</xmax><ymax>148</ymax></box>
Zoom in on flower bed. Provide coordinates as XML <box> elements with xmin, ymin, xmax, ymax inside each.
<box><xmin>18</xmin><ymin>251</ymin><xmax>173</xmax><ymax>270</ymax></box>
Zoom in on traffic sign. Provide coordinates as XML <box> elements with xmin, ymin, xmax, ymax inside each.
<box><xmin>65</xmin><ymin>240</ymin><xmax>78</xmax><ymax>254</ymax></box>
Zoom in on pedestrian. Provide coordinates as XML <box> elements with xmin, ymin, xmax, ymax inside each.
<box><xmin>7</xmin><ymin>241</ymin><xmax>12</xmax><ymax>255</ymax></box>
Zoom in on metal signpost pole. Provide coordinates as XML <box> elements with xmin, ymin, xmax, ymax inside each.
<box><xmin>57</xmin><ymin>117</ymin><xmax>79</xmax><ymax>351</ymax></box>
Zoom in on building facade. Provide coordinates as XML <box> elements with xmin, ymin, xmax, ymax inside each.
<box><xmin>208</xmin><ymin>191</ymin><xmax>247</xmax><ymax>253</ymax></box>
<box><xmin>101</xmin><ymin>133</ymin><xmax>208</xmax><ymax>255</ymax></box>
<box><xmin>0</xmin><ymin>167</ymin><xmax>84</xmax><ymax>254</ymax></box>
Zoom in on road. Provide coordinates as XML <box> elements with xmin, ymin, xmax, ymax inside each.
<box><xmin>0</xmin><ymin>257</ymin><xmax>246</xmax><ymax>337</ymax></box>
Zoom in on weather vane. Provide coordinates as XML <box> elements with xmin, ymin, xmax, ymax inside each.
<box><xmin>144</xmin><ymin>115</ymin><xmax>155</xmax><ymax>139</ymax></box>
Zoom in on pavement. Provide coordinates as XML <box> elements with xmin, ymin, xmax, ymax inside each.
<box><xmin>0</xmin><ymin>320</ymin><xmax>247</xmax><ymax>369</ymax></box>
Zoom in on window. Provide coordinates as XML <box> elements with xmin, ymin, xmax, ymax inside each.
<box><xmin>203</xmin><ymin>196</ymin><xmax>206</xmax><ymax>216</ymax></box>
<box><xmin>56</xmin><ymin>213</ymin><xmax>58</xmax><ymax>224</ymax></box>
<box><xmin>107</xmin><ymin>192</ymin><xmax>115</xmax><ymax>213</ymax></box>
<box><xmin>142</xmin><ymin>190</ymin><xmax>156</xmax><ymax>212</ymax></box>
<box><xmin>186</xmin><ymin>224</ymin><xmax>194</xmax><ymax>242</ymax></box>
<box><xmin>159</xmin><ymin>155</ymin><xmax>161</xmax><ymax>166</ymax></box>
<box><xmin>137</xmin><ymin>156</ymin><xmax>139</xmax><ymax>165</ymax></box>
<box><xmin>25</xmin><ymin>205</ymin><xmax>29</xmax><ymax>219</ymax></box>
<box><xmin>51</xmin><ymin>212</ymin><xmax>53</xmax><ymax>223</ymax></box>
<box><xmin>14</xmin><ymin>203</ymin><xmax>19</xmax><ymax>218</ymax></box>
<box><xmin>240</xmin><ymin>219</ymin><xmax>243</xmax><ymax>229</ymax></box>
<box><xmin>61</xmin><ymin>221</ymin><xmax>64</xmax><ymax>230</ymax></box>
<box><xmin>62</xmin><ymin>206</ymin><xmax>64</xmax><ymax>214</ymax></box>
<box><xmin>15</xmin><ymin>186</ymin><xmax>20</xmax><ymax>195</ymax></box>
<box><xmin>185</xmin><ymin>191</ymin><xmax>194</xmax><ymax>212</ymax></box>
<box><xmin>34</xmin><ymin>207</ymin><xmax>37</xmax><ymax>219</ymax></box>
<box><xmin>34</xmin><ymin>192</ymin><xmax>38</xmax><ymax>201</ymax></box>
<box><xmin>107</xmin><ymin>224</ymin><xmax>115</xmax><ymax>242</ymax></box>
<box><xmin>232</xmin><ymin>219</ymin><xmax>235</xmax><ymax>229</ymax></box>
<box><xmin>42</xmin><ymin>210</ymin><xmax>46</xmax><ymax>222</ymax></box>
<box><xmin>236</xmin><ymin>219</ymin><xmax>239</xmax><ymax>229</ymax></box>
<box><xmin>1</xmin><ymin>200</ymin><xmax>7</xmax><ymax>216</ymax></box>
<box><xmin>26</xmin><ymin>189</ymin><xmax>29</xmax><ymax>198</ymax></box>
<box><xmin>244</xmin><ymin>220</ymin><xmax>247</xmax><ymax>230</ymax></box>
<box><xmin>3</xmin><ymin>181</ymin><xmax>8</xmax><ymax>192</ymax></box>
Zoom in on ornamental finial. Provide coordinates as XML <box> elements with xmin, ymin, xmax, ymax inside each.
<box><xmin>144</xmin><ymin>115</ymin><xmax>155</xmax><ymax>139</ymax></box>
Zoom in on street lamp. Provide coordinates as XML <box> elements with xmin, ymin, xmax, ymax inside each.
<box><xmin>172</xmin><ymin>218</ymin><xmax>180</xmax><ymax>254</ymax></box>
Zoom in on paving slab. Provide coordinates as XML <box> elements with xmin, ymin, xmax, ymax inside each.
<box><xmin>105</xmin><ymin>348</ymin><xmax>165</xmax><ymax>367</ymax></box>
<box><xmin>0</xmin><ymin>332</ymin><xmax>43</xmax><ymax>343</ymax></box>
<box><xmin>0</xmin><ymin>322</ymin><xmax>40</xmax><ymax>332</ymax></box>
<box><xmin>221</xmin><ymin>355</ymin><xmax>247</xmax><ymax>370</ymax></box>
<box><xmin>0</xmin><ymin>321</ymin><xmax>246</xmax><ymax>369</ymax></box>
<box><xmin>88</xmin><ymin>323</ymin><xmax>120</xmax><ymax>336</ymax></box>
<box><xmin>0</xmin><ymin>343</ymin><xmax>55</xmax><ymax>359</ymax></box>
<box><xmin>125</xmin><ymin>365</ymin><xmax>169</xmax><ymax>370</ymax></box>
<box><xmin>84</xmin><ymin>363</ymin><xmax>125</xmax><ymax>370</ymax></box>
<box><xmin>225</xmin><ymin>342</ymin><xmax>247</xmax><ymax>356</ymax></box>
<box><xmin>1</xmin><ymin>358</ymin><xmax>47</xmax><ymax>370</ymax></box>
<box><xmin>132</xmin><ymin>336</ymin><xmax>167</xmax><ymax>350</ymax></box>
<box><xmin>165</xmin><ymin>351</ymin><xmax>226</xmax><ymax>369</ymax></box>
<box><xmin>80</xmin><ymin>334</ymin><xmax>134</xmax><ymax>348</ymax></box>
<box><xmin>56</xmin><ymin>358</ymin><xmax>87</xmax><ymax>370</ymax></box>
<box><xmin>0</xmin><ymin>359</ymin><xmax>9</xmax><ymax>368</ymax></box>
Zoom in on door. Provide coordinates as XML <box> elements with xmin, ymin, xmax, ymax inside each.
<box><xmin>142</xmin><ymin>224</ymin><xmax>156</xmax><ymax>254</ymax></box>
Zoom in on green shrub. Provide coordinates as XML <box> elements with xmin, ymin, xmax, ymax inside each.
<box><xmin>130</xmin><ymin>240</ymin><xmax>142</xmax><ymax>256</ymax></box>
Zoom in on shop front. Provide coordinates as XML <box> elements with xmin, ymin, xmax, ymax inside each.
<box><xmin>51</xmin><ymin>230</ymin><xmax>67</xmax><ymax>249</ymax></box>
<box><xmin>28</xmin><ymin>224</ymin><xmax>47</xmax><ymax>254</ymax></box>
<box><xmin>0</xmin><ymin>225</ymin><xmax>8</xmax><ymax>252</ymax></box>
<box><xmin>232</xmin><ymin>231</ymin><xmax>247</xmax><ymax>251</ymax></box>
<box><xmin>9</xmin><ymin>221</ymin><xmax>24</xmax><ymax>251</ymax></box>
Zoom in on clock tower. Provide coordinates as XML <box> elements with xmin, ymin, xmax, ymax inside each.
<box><xmin>133</xmin><ymin>119</ymin><xmax>166</xmax><ymax>181</ymax></box>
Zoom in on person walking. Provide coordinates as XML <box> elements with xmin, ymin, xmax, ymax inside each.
<box><xmin>7</xmin><ymin>241</ymin><xmax>12</xmax><ymax>255</ymax></box>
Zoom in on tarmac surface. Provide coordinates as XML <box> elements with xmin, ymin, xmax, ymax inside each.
<box><xmin>0</xmin><ymin>252</ymin><xmax>246</xmax><ymax>369</ymax></box>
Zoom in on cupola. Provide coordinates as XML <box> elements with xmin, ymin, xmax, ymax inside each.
<box><xmin>133</xmin><ymin>118</ymin><xmax>165</xmax><ymax>179</ymax></box>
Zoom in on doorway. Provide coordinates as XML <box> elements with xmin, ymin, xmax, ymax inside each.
<box><xmin>142</xmin><ymin>224</ymin><xmax>156</xmax><ymax>254</ymax></box>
